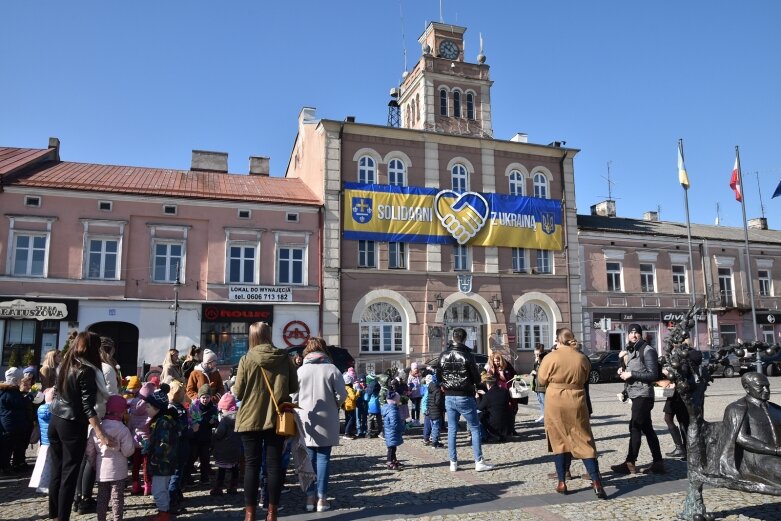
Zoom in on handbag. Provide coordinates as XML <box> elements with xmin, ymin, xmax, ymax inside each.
<box><xmin>261</xmin><ymin>368</ymin><xmax>297</xmax><ymax>437</ymax></box>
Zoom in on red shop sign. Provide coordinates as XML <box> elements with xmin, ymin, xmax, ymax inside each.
<box><xmin>283</xmin><ymin>320</ymin><xmax>311</xmax><ymax>347</ymax></box>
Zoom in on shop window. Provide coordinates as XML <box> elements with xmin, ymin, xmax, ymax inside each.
<box><xmin>201</xmin><ymin>321</ymin><xmax>249</xmax><ymax>367</ymax></box>
<box><xmin>3</xmin><ymin>320</ymin><xmax>36</xmax><ymax>366</ymax></box>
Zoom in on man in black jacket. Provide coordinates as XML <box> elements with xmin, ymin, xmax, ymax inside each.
<box><xmin>436</xmin><ymin>328</ymin><xmax>494</xmax><ymax>472</ymax></box>
<box><xmin>477</xmin><ymin>374</ymin><xmax>512</xmax><ymax>442</ymax></box>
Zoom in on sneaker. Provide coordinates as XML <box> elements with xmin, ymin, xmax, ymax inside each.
<box><xmin>341</xmin><ymin>435</ymin><xmax>353</xmax><ymax>440</ymax></box>
<box><xmin>306</xmin><ymin>495</ymin><xmax>317</xmax><ymax>512</ymax></box>
<box><xmin>317</xmin><ymin>498</ymin><xmax>331</xmax><ymax>512</ymax></box>
<box><xmin>535</xmin><ymin>416</ymin><xmax>544</xmax><ymax>423</ymax></box>
<box><xmin>378</xmin><ymin>433</ymin><xmax>385</xmax><ymax>439</ymax></box>
<box><xmin>431</xmin><ymin>442</ymin><xmax>443</xmax><ymax>449</ymax></box>
<box><xmin>449</xmin><ymin>461</ymin><xmax>458</xmax><ymax>472</ymax></box>
<box><xmin>423</xmin><ymin>440</ymin><xmax>431</xmax><ymax>446</ymax></box>
<box><xmin>475</xmin><ymin>459</ymin><xmax>494</xmax><ymax>472</ymax></box>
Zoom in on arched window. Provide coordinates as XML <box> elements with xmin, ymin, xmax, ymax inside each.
<box><xmin>387</xmin><ymin>159</ymin><xmax>406</xmax><ymax>186</ymax></box>
<box><xmin>466</xmin><ymin>92</ymin><xmax>475</xmax><ymax>120</ymax></box>
<box><xmin>533</xmin><ymin>172</ymin><xmax>549</xmax><ymax>199</ymax></box>
<box><xmin>451</xmin><ymin>164</ymin><xmax>468</xmax><ymax>192</ymax></box>
<box><xmin>405</xmin><ymin>105</ymin><xmax>411</xmax><ymax>127</ymax></box>
<box><xmin>439</xmin><ymin>89</ymin><xmax>448</xmax><ymax>116</ymax></box>
<box><xmin>415</xmin><ymin>93</ymin><xmax>420</xmax><ymax>121</ymax></box>
<box><xmin>517</xmin><ymin>303</ymin><xmax>551</xmax><ymax>350</ymax></box>
<box><xmin>453</xmin><ymin>91</ymin><xmax>461</xmax><ymax>118</ymax></box>
<box><xmin>509</xmin><ymin>169</ymin><xmax>524</xmax><ymax>196</ymax></box>
<box><xmin>360</xmin><ymin>302</ymin><xmax>403</xmax><ymax>352</ymax></box>
<box><xmin>444</xmin><ymin>302</ymin><xmax>484</xmax><ymax>352</ymax></box>
<box><xmin>358</xmin><ymin>156</ymin><xmax>376</xmax><ymax>184</ymax></box>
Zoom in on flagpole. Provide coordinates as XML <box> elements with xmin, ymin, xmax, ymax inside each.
<box><xmin>736</xmin><ymin>146</ymin><xmax>759</xmax><ymax>346</ymax></box>
<box><xmin>679</xmin><ymin>139</ymin><xmax>698</xmax><ymax>348</ymax></box>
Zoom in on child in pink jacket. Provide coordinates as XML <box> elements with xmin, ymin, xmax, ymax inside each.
<box><xmin>128</xmin><ymin>382</ymin><xmax>154</xmax><ymax>495</ymax></box>
<box><xmin>87</xmin><ymin>395</ymin><xmax>135</xmax><ymax>521</ymax></box>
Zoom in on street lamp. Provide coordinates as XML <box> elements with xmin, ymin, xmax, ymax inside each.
<box><xmin>170</xmin><ymin>262</ymin><xmax>181</xmax><ymax>350</ymax></box>
<box><xmin>491</xmin><ymin>294</ymin><xmax>501</xmax><ymax>311</ymax></box>
<box><xmin>435</xmin><ymin>293</ymin><xmax>444</xmax><ymax>309</ymax></box>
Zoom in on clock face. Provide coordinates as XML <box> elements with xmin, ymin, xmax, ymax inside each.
<box><xmin>439</xmin><ymin>40</ymin><xmax>459</xmax><ymax>60</ymax></box>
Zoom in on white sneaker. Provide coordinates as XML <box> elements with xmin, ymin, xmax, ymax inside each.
<box><xmin>449</xmin><ymin>460</ymin><xmax>458</xmax><ymax>472</ymax></box>
<box><xmin>475</xmin><ymin>459</ymin><xmax>494</xmax><ymax>472</ymax></box>
<box><xmin>535</xmin><ymin>415</ymin><xmax>544</xmax><ymax>423</ymax></box>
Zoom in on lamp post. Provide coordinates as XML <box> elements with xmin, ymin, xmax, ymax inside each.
<box><xmin>170</xmin><ymin>262</ymin><xmax>181</xmax><ymax>351</ymax></box>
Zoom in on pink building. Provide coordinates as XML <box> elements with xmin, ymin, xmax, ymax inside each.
<box><xmin>0</xmin><ymin>142</ymin><xmax>321</xmax><ymax>375</ymax></box>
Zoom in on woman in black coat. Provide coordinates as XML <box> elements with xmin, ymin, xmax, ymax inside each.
<box><xmin>48</xmin><ymin>331</ymin><xmax>112</xmax><ymax>521</ymax></box>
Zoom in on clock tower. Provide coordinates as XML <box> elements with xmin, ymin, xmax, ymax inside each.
<box><xmin>398</xmin><ymin>22</ymin><xmax>493</xmax><ymax>138</ymax></box>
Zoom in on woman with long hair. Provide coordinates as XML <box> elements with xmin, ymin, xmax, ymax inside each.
<box><xmin>486</xmin><ymin>350</ymin><xmax>519</xmax><ymax>435</ymax></box>
<box><xmin>537</xmin><ymin>328</ymin><xmax>606</xmax><ymax>499</ymax></box>
<box><xmin>161</xmin><ymin>348</ymin><xmax>184</xmax><ymax>384</ymax></box>
<box><xmin>181</xmin><ymin>345</ymin><xmax>201</xmax><ymax>382</ymax></box>
<box><xmin>48</xmin><ymin>331</ymin><xmax>113</xmax><ymax>521</ymax></box>
<box><xmin>297</xmin><ymin>337</ymin><xmax>344</xmax><ymax>513</ymax></box>
<box><xmin>233</xmin><ymin>322</ymin><xmax>298</xmax><ymax>521</ymax></box>
<box><xmin>39</xmin><ymin>350</ymin><xmax>61</xmax><ymax>390</ymax></box>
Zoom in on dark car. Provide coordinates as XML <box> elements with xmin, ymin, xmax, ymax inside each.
<box><xmin>707</xmin><ymin>350</ymin><xmax>742</xmax><ymax>378</ymax></box>
<box><xmin>739</xmin><ymin>350</ymin><xmax>781</xmax><ymax>376</ymax></box>
<box><xmin>587</xmin><ymin>351</ymin><xmax>622</xmax><ymax>384</ymax></box>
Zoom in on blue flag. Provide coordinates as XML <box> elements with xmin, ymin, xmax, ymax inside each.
<box><xmin>773</xmin><ymin>179</ymin><xmax>781</xmax><ymax>199</ymax></box>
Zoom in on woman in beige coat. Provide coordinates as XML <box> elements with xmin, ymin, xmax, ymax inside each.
<box><xmin>537</xmin><ymin>328</ymin><xmax>606</xmax><ymax>499</ymax></box>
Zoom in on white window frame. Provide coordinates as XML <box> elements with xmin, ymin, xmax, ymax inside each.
<box><xmin>508</xmin><ymin>169</ymin><xmax>524</xmax><ymax>196</ymax></box>
<box><xmin>277</xmin><ymin>246</ymin><xmax>306</xmax><ymax>285</ymax></box>
<box><xmin>454</xmin><ymin>244</ymin><xmax>471</xmax><ymax>271</ymax></box>
<box><xmin>358</xmin><ymin>155</ymin><xmax>376</xmax><ymax>184</ymax></box>
<box><xmin>273</xmin><ymin>231</ymin><xmax>309</xmax><ymax>286</ymax></box>
<box><xmin>388</xmin><ymin>242</ymin><xmax>406</xmax><ymax>269</ymax></box>
<box><xmin>536</xmin><ymin>250</ymin><xmax>552</xmax><ymax>274</ymax></box>
<box><xmin>672</xmin><ymin>264</ymin><xmax>687</xmax><ymax>294</ymax></box>
<box><xmin>11</xmin><ymin>232</ymin><xmax>49</xmax><ymax>277</ymax></box>
<box><xmin>6</xmin><ymin>216</ymin><xmax>56</xmax><ymax>278</ymax></box>
<box><xmin>226</xmin><ymin>241</ymin><xmax>259</xmax><ymax>284</ymax></box>
<box><xmin>718</xmin><ymin>267</ymin><xmax>735</xmax><ymax>306</ymax></box>
<box><xmin>148</xmin><ymin>224</ymin><xmax>189</xmax><ymax>284</ymax></box>
<box><xmin>358</xmin><ymin>240</ymin><xmax>376</xmax><ymax>268</ymax></box>
<box><xmin>606</xmin><ymin>261</ymin><xmax>623</xmax><ymax>292</ymax></box>
<box><xmin>512</xmin><ymin>247</ymin><xmax>526</xmax><ymax>273</ymax></box>
<box><xmin>533</xmin><ymin>172</ymin><xmax>549</xmax><ymax>199</ymax></box>
<box><xmin>152</xmin><ymin>240</ymin><xmax>184</xmax><ymax>283</ymax></box>
<box><xmin>758</xmin><ymin>269</ymin><xmax>773</xmax><ymax>297</ymax></box>
<box><xmin>640</xmin><ymin>263</ymin><xmax>656</xmax><ymax>293</ymax></box>
<box><xmin>387</xmin><ymin>159</ymin><xmax>406</xmax><ymax>187</ymax></box>
<box><xmin>85</xmin><ymin>236</ymin><xmax>121</xmax><ymax>280</ymax></box>
<box><xmin>517</xmin><ymin>303</ymin><xmax>552</xmax><ymax>351</ymax></box>
<box><xmin>451</xmin><ymin>164</ymin><xmax>468</xmax><ymax>192</ymax></box>
<box><xmin>24</xmin><ymin>195</ymin><xmax>41</xmax><ymax>208</ymax></box>
<box><xmin>162</xmin><ymin>204</ymin><xmax>177</xmax><ymax>215</ymax></box>
<box><xmin>360</xmin><ymin>302</ymin><xmax>404</xmax><ymax>353</ymax></box>
<box><xmin>81</xmin><ymin>219</ymin><xmax>125</xmax><ymax>281</ymax></box>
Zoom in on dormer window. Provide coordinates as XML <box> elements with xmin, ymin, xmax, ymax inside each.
<box><xmin>439</xmin><ymin>89</ymin><xmax>448</xmax><ymax>116</ymax></box>
<box><xmin>453</xmin><ymin>91</ymin><xmax>461</xmax><ymax>118</ymax></box>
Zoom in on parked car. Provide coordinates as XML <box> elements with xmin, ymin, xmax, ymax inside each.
<box><xmin>708</xmin><ymin>350</ymin><xmax>742</xmax><ymax>378</ymax></box>
<box><xmin>587</xmin><ymin>351</ymin><xmax>622</xmax><ymax>384</ymax></box>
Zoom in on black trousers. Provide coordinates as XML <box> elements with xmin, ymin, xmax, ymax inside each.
<box><xmin>241</xmin><ymin>430</ymin><xmax>284</xmax><ymax>508</ymax></box>
<box><xmin>48</xmin><ymin>414</ymin><xmax>89</xmax><ymax>521</ymax></box>
<box><xmin>627</xmin><ymin>396</ymin><xmax>662</xmax><ymax>463</ymax></box>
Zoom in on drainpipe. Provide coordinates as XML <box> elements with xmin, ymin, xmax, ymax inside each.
<box><xmin>318</xmin><ymin>205</ymin><xmax>324</xmax><ymax>338</ymax></box>
<box><xmin>558</xmin><ymin>150</ymin><xmax>574</xmax><ymax>337</ymax></box>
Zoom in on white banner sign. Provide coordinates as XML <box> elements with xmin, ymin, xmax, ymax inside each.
<box><xmin>0</xmin><ymin>299</ymin><xmax>68</xmax><ymax>320</ymax></box>
<box><xmin>228</xmin><ymin>285</ymin><xmax>292</xmax><ymax>302</ymax></box>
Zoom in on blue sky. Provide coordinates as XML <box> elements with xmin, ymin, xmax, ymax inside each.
<box><xmin>2</xmin><ymin>1</ymin><xmax>779</xmax><ymax>228</ymax></box>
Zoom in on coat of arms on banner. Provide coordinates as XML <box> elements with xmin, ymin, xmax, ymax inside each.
<box><xmin>434</xmin><ymin>190</ymin><xmax>489</xmax><ymax>245</ymax></box>
<box><xmin>457</xmin><ymin>274</ymin><xmax>472</xmax><ymax>293</ymax></box>
<box><xmin>541</xmin><ymin>212</ymin><xmax>556</xmax><ymax>235</ymax></box>
<box><xmin>352</xmin><ymin>197</ymin><xmax>373</xmax><ymax>223</ymax></box>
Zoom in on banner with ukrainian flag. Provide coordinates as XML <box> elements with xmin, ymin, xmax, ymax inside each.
<box><xmin>343</xmin><ymin>183</ymin><xmax>563</xmax><ymax>250</ymax></box>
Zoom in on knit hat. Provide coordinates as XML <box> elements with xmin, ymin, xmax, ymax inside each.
<box><xmin>143</xmin><ymin>389</ymin><xmax>169</xmax><ymax>410</ymax></box>
<box><xmin>347</xmin><ymin>367</ymin><xmax>356</xmax><ymax>378</ymax></box>
<box><xmin>198</xmin><ymin>384</ymin><xmax>212</xmax><ymax>397</ymax></box>
<box><xmin>386</xmin><ymin>391</ymin><xmax>399</xmax><ymax>404</ymax></box>
<box><xmin>218</xmin><ymin>392</ymin><xmax>237</xmax><ymax>412</ymax></box>
<box><xmin>148</xmin><ymin>375</ymin><xmax>160</xmax><ymax>388</ymax></box>
<box><xmin>23</xmin><ymin>366</ymin><xmax>37</xmax><ymax>377</ymax></box>
<box><xmin>343</xmin><ymin>373</ymin><xmax>354</xmax><ymax>385</ymax></box>
<box><xmin>628</xmin><ymin>323</ymin><xmax>643</xmax><ymax>335</ymax></box>
<box><xmin>126</xmin><ymin>376</ymin><xmax>142</xmax><ymax>391</ymax></box>
<box><xmin>4</xmin><ymin>367</ymin><xmax>23</xmax><ymax>385</ymax></box>
<box><xmin>167</xmin><ymin>380</ymin><xmax>184</xmax><ymax>403</ymax></box>
<box><xmin>202</xmin><ymin>349</ymin><xmax>218</xmax><ymax>364</ymax></box>
<box><xmin>139</xmin><ymin>382</ymin><xmax>156</xmax><ymax>399</ymax></box>
<box><xmin>104</xmin><ymin>395</ymin><xmax>127</xmax><ymax>421</ymax></box>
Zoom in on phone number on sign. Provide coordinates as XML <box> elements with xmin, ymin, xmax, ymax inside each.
<box><xmin>235</xmin><ymin>293</ymin><xmax>290</xmax><ymax>301</ymax></box>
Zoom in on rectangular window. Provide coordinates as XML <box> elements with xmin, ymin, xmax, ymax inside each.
<box><xmin>388</xmin><ymin>242</ymin><xmax>406</xmax><ymax>269</ymax></box>
<box><xmin>512</xmin><ymin>247</ymin><xmax>526</xmax><ymax>273</ymax></box>
<box><xmin>163</xmin><ymin>204</ymin><xmax>177</xmax><ymax>215</ymax></box>
<box><xmin>606</xmin><ymin>261</ymin><xmax>622</xmax><ymax>292</ymax></box>
<box><xmin>640</xmin><ymin>263</ymin><xmax>656</xmax><ymax>292</ymax></box>
<box><xmin>98</xmin><ymin>201</ymin><xmax>113</xmax><ymax>211</ymax></box>
<box><xmin>153</xmin><ymin>241</ymin><xmax>183</xmax><ymax>282</ymax></box>
<box><xmin>718</xmin><ymin>267</ymin><xmax>734</xmax><ymax>306</ymax></box>
<box><xmin>720</xmin><ymin>324</ymin><xmax>737</xmax><ymax>346</ymax></box>
<box><xmin>227</xmin><ymin>244</ymin><xmax>256</xmax><ymax>284</ymax></box>
<box><xmin>12</xmin><ymin>233</ymin><xmax>47</xmax><ymax>276</ymax></box>
<box><xmin>762</xmin><ymin>325</ymin><xmax>775</xmax><ymax>344</ymax></box>
<box><xmin>238</xmin><ymin>209</ymin><xmax>251</xmax><ymax>219</ymax></box>
<box><xmin>758</xmin><ymin>269</ymin><xmax>772</xmax><ymax>297</ymax></box>
<box><xmin>24</xmin><ymin>195</ymin><xmax>41</xmax><ymax>207</ymax></box>
<box><xmin>3</xmin><ymin>320</ymin><xmax>37</xmax><ymax>366</ymax></box>
<box><xmin>87</xmin><ymin>238</ymin><xmax>119</xmax><ymax>279</ymax></box>
<box><xmin>536</xmin><ymin>250</ymin><xmax>552</xmax><ymax>274</ymax></box>
<box><xmin>454</xmin><ymin>245</ymin><xmax>470</xmax><ymax>271</ymax></box>
<box><xmin>360</xmin><ymin>324</ymin><xmax>403</xmax><ymax>352</ymax></box>
<box><xmin>278</xmin><ymin>247</ymin><xmax>304</xmax><ymax>284</ymax></box>
<box><xmin>285</xmin><ymin>212</ymin><xmax>299</xmax><ymax>223</ymax></box>
<box><xmin>672</xmin><ymin>264</ymin><xmax>687</xmax><ymax>294</ymax></box>
<box><xmin>358</xmin><ymin>240</ymin><xmax>375</xmax><ymax>268</ymax></box>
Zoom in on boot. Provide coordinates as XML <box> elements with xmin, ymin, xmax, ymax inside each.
<box><xmin>265</xmin><ymin>505</ymin><xmax>278</xmax><ymax>521</ymax></box>
<box><xmin>244</xmin><ymin>505</ymin><xmax>257</xmax><ymax>521</ymax></box>
<box><xmin>555</xmin><ymin>481</ymin><xmax>567</xmax><ymax>494</ymax></box>
<box><xmin>593</xmin><ymin>480</ymin><xmax>607</xmax><ymax>499</ymax></box>
<box><xmin>666</xmin><ymin>445</ymin><xmax>686</xmax><ymax>459</ymax></box>
<box><xmin>131</xmin><ymin>480</ymin><xmax>143</xmax><ymax>495</ymax></box>
<box><xmin>150</xmin><ymin>512</ymin><xmax>170</xmax><ymax>521</ymax></box>
<box><xmin>209</xmin><ymin>475</ymin><xmax>224</xmax><ymax>496</ymax></box>
<box><xmin>610</xmin><ymin>461</ymin><xmax>637</xmax><ymax>474</ymax></box>
<box><xmin>642</xmin><ymin>460</ymin><xmax>666</xmax><ymax>474</ymax></box>
<box><xmin>227</xmin><ymin>473</ymin><xmax>239</xmax><ymax>495</ymax></box>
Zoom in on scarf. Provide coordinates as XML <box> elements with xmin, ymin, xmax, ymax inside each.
<box><xmin>78</xmin><ymin>357</ymin><xmax>110</xmax><ymax>419</ymax></box>
<box><xmin>303</xmin><ymin>352</ymin><xmax>332</xmax><ymax>365</ymax></box>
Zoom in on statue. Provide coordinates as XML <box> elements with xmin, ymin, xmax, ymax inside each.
<box><xmin>660</xmin><ymin>307</ymin><xmax>781</xmax><ymax>521</ymax></box>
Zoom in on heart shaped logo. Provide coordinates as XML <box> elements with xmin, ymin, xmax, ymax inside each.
<box><xmin>434</xmin><ymin>190</ymin><xmax>489</xmax><ymax>245</ymax></box>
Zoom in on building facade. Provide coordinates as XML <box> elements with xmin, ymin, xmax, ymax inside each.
<box><xmin>579</xmin><ymin>204</ymin><xmax>781</xmax><ymax>355</ymax></box>
<box><xmin>0</xmin><ymin>143</ymin><xmax>321</xmax><ymax>375</ymax></box>
<box><xmin>286</xmin><ymin>22</ymin><xmax>582</xmax><ymax>373</ymax></box>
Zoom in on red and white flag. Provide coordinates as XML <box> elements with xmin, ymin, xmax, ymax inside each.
<box><xmin>729</xmin><ymin>157</ymin><xmax>742</xmax><ymax>202</ymax></box>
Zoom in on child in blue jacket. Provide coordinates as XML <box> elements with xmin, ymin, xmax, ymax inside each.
<box><xmin>381</xmin><ymin>392</ymin><xmax>405</xmax><ymax>470</ymax></box>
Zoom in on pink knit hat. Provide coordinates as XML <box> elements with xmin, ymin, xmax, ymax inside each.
<box><xmin>218</xmin><ymin>392</ymin><xmax>237</xmax><ymax>412</ymax></box>
<box><xmin>139</xmin><ymin>382</ymin><xmax>155</xmax><ymax>399</ymax></box>
<box><xmin>104</xmin><ymin>395</ymin><xmax>127</xmax><ymax>421</ymax></box>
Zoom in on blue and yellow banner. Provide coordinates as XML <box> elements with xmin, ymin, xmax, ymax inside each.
<box><xmin>343</xmin><ymin>183</ymin><xmax>563</xmax><ymax>250</ymax></box>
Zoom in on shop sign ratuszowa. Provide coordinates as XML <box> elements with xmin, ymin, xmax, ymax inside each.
<box><xmin>0</xmin><ymin>299</ymin><xmax>68</xmax><ymax>321</ymax></box>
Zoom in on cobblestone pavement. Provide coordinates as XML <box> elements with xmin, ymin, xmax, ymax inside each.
<box><xmin>2</xmin><ymin>376</ymin><xmax>780</xmax><ymax>521</ymax></box>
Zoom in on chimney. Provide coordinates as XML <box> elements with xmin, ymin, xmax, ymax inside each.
<box><xmin>249</xmin><ymin>156</ymin><xmax>270</xmax><ymax>176</ymax></box>
<box><xmin>590</xmin><ymin>200</ymin><xmax>616</xmax><ymax>217</ymax></box>
<box><xmin>748</xmin><ymin>217</ymin><xmax>768</xmax><ymax>230</ymax></box>
<box><xmin>510</xmin><ymin>133</ymin><xmax>528</xmax><ymax>143</ymax></box>
<box><xmin>191</xmin><ymin>150</ymin><xmax>228</xmax><ymax>173</ymax></box>
<box><xmin>643</xmin><ymin>211</ymin><xmax>659</xmax><ymax>222</ymax></box>
<box><xmin>48</xmin><ymin>137</ymin><xmax>61</xmax><ymax>161</ymax></box>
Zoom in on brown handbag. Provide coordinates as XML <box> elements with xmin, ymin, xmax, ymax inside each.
<box><xmin>261</xmin><ymin>368</ymin><xmax>297</xmax><ymax>437</ymax></box>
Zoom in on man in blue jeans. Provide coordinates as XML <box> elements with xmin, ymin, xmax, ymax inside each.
<box><xmin>436</xmin><ymin>328</ymin><xmax>494</xmax><ymax>472</ymax></box>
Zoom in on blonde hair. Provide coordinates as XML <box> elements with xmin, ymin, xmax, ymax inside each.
<box><xmin>489</xmin><ymin>350</ymin><xmax>507</xmax><ymax>370</ymax></box>
<box><xmin>249</xmin><ymin>322</ymin><xmax>273</xmax><ymax>347</ymax></box>
<box><xmin>557</xmin><ymin>328</ymin><xmax>579</xmax><ymax>348</ymax></box>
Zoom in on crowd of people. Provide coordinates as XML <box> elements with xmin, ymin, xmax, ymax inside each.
<box><xmin>0</xmin><ymin>321</ymin><xmax>695</xmax><ymax>520</ymax></box>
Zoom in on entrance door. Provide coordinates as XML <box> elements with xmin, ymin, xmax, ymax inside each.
<box><xmin>87</xmin><ymin>322</ymin><xmax>140</xmax><ymax>377</ymax></box>
<box><xmin>608</xmin><ymin>332</ymin><xmax>623</xmax><ymax>351</ymax></box>
<box><xmin>443</xmin><ymin>302</ymin><xmax>484</xmax><ymax>353</ymax></box>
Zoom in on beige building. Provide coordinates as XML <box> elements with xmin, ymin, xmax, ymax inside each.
<box><xmin>286</xmin><ymin>22</ymin><xmax>581</xmax><ymax>373</ymax></box>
